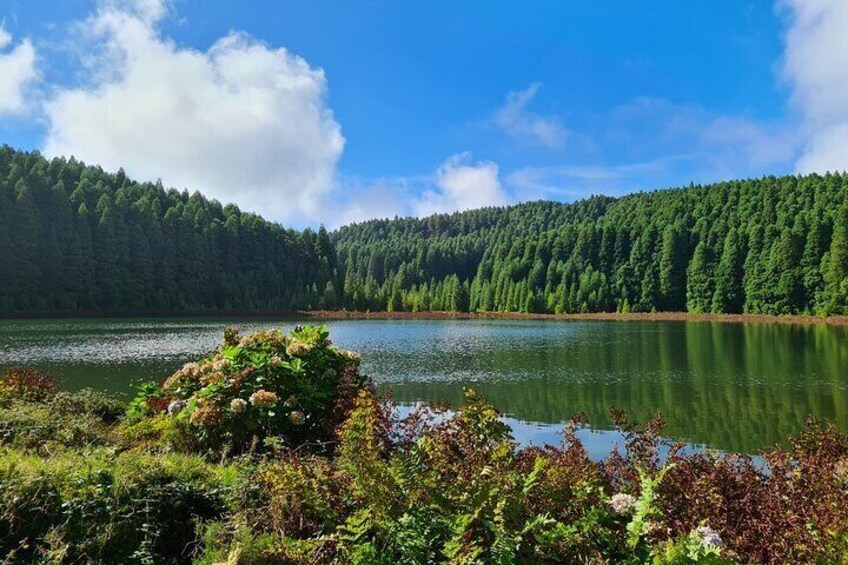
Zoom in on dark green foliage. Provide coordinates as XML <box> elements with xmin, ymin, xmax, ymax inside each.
<box><xmin>335</xmin><ymin>173</ymin><xmax>848</xmax><ymax>316</ymax></box>
<box><xmin>3</xmin><ymin>145</ymin><xmax>848</xmax><ymax>316</ymax></box>
<box><xmin>0</xmin><ymin>147</ymin><xmax>336</xmax><ymax>313</ymax></box>
<box><xmin>822</xmin><ymin>200</ymin><xmax>848</xmax><ymax>314</ymax></box>
<box><xmin>659</xmin><ymin>225</ymin><xmax>688</xmax><ymax>311</ymax></box>
<box><xmin>711</xmin><ymin>228</ymin><xmax>744</xmax><ymax>314</ymax></box>
<box><xmin>686</xmin><ymin>242</ymin><xmax>714</xmax><ymax>313</ymax></box>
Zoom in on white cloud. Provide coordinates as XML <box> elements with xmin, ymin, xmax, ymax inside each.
<box><xmin>325</xmin><ymin>153</ymin><xmax>507</xmax><ymax>226</ymax></box>
<box><xmin>314</xmin><ymin>152</ymin><xmax>512</xmax><ymax>228</ymax></box>
<box><xmin>330</xmin><ymin>176</ymin><xmax>416</xmax><ymax>226</ymax></box>
<box><xmin>507</xmin><ymin>96</ymin><xmax>799</xmax><ymax>203</ymax></box>
<box><xmin>42</xmin><ymin>0</ymin><xmax>344</xmax><ymax>223</ymax></box>
<box><xmin>612</xmin><ymin>97</ymin><xmax>798</xmax><ymax>178</ymax></box>
<box><xmin>0</xmin><ymin>25</ymin><xmax>37</xmax><ymax>116</ymax></box>
<box><xmin>0</xmin><ymin>26</ymin><xmax>11</xmax><ymax>49</ymax></box>
<box><xmin>413</xmin><ymin>153</ymin><xmax>506</xmax><ymax>216</ymax></box>
<box><xmin>492</xmin><ymin>82</ymin><xmax>567</xmax><ymax>148</ymax></box>
<box><xmin>700</xmin><ymin>115</ymin><xmax>797</xmax><ymax>170</ymax></box>
<box><xmin>781</xmin><ymin>0</ymin><xmax>848</xmax><ymax>173</ymax></box>
<box><xmin>506</xmin><ymin>154</ymin><xmax>699</xmax><ymax>201</ymax></box>
<box><xmin>794</xmin><ymin>124</ymin><xmax>848</xmax><ymax>173</ymax></box>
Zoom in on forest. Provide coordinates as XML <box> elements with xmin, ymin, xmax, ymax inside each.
<box><xmin>0</xmin><ymin>147</ymin><xmax>336</xmax><ymax>312</ymax></box>
<box><xmin>2</xmin><ymin>145</ymin><xmax>848</xmax><ymax>316</ymax></box>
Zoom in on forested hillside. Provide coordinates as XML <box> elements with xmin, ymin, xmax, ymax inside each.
<box><xmin>334</xmin><ymin>172</ymin><xmax>848</xmax><ymax>316</ymax></box>
<box><xmin>0</xmin><ymin>147</ymin><xmax>336</xmax><ymax>312</ymax></box>
<box><xmin>2</xmin><ymin>145</ymin><xmax>848</xmax><ymax>316</ymax></box>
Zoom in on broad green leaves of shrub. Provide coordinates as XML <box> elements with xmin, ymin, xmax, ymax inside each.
<box><xmin>125</xmin><ymin>325</ymin><xmax>370</xmax><ymax>454</ymax></box>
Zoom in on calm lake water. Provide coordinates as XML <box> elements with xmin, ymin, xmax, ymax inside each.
<box><xmin>1</xmin><ymin>318</ymin><xmax>847</xmax><ymax>454</ymax></box>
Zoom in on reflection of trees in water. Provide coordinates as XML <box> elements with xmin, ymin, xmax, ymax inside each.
<box><xmin>384</xmin><ymin>322</ymin><xmax>848</xmax><ymax>453</ymax></box>
<box><xmin>4</xmin><ymin>320</ymin><xmax>847</xmax><ymax>453</ymax></box>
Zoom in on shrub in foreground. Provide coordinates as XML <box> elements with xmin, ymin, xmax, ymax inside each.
<box><xmin>0</xmin><ymin>367</ymin><xmax>124</xmax><ymax>451</ymax></box>
<box><xmin>0</xmin><ymin>447</ymin><xmax>232</xmax><ymax>563</ymax></box>
<box><xmin>198</xmin><ymin>392</ymin><xmax>716</xmax><ymax>564</ymax></box>
<box><xmin>0</xmin><ymin>367</ymin><xmax>56</xmax><ymax>401</ymax></box>
<box><xmin>2</xmin><ymin>327</ymin><xmax>848</xmax><ymax>563</ymax></box>
<box><xmin>125</xmin><ymin>325</ymin><xmax>370</xmax><ymax>454</ymax></box>
<box><xmin>4</xmin><ymin>390</ymin><xmax>848</xmax><ymax>564</ymax></box>
<box><xmin>199</xmin><ymin>392</ymin><xmax>848</xmax><ymax>565</ymax></box>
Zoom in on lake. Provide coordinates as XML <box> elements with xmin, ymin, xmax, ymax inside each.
<box><xmin>1</xmin><ymin>317</ymin><xmax>847</xmax><ymax>454</ymax></box>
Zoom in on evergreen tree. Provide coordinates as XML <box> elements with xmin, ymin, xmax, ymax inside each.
<box><xmin>711</xmin><ymin>228</ymin><xmax>745</xmax><ymax>313</ymax></box>
<box><xmin>4</xmin><ymin>145</ymin><xmax>848</xmax><ymax>317</ymax></box>
<box><xmin>823</xmin><ymin>201</ymin><xmax>848</xmax><ymax>314</ymax></box>
<box><xmin>658</xmin><ymin>224</ymin><xmax>687</xmax><ymax>310</ymax></box>
<box><xmin>801</xmin><ymin>215</ymin><xmax>825</xmax><ymax>313</ymax></box>
<box><xmin>0</xmin><ymin>148</ymin><xmax>337</xmax><ymax>313</ymax></box>
<box><xmin>686</xmin><ymin>241</ymin><xmax>714</xmax><ymax>313</ymax></box>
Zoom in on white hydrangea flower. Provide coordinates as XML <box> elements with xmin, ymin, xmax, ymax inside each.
<box><xmin>249</xmin><ymin>389</ymin><xmax>278</xmax><ymax>407</ymax></box>
<box><xmin>167</xmin><ymin>400</ymin><xmax>185</xmax><ymax>416</ymax></box>
<box><xmin>286</xmin><ymin>341</ymin><xmax>311</xmax><ymax>357</ymax></box>
<box><xmin>230</xmin><ymin>398</ymin><xmax>248</xmax><ymax>414</ymax></box>
<box><xmin>609</xmin><ymin>493</ymin><xmax>637</xmax><ymax>514</ymax></box>
<box><xmin>339</xmin><ymin>349</ymin><xmax>362</xmax><ymax>364</ymax></box>
<box><xmin>696</xmin><ymin>525</ymin><xmax>723</xmax><ymax>548</ymax></box>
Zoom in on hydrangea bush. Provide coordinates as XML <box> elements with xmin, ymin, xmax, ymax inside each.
<box><xmin>127</xmin><ymin>325</ymin><xmax>370</xmax><ymax>453</ymax></box>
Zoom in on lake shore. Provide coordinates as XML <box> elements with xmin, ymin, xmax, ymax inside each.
<box><xmin>301</xmin><ymin>310</ymin><xmax>848</xmax><ymax>325</ymax></box>
<box><xmin>3</xmin><ymin>309</ymin><xmax>848</xmax><ymax>325</ymax></box>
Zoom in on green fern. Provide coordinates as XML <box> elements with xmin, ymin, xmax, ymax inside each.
<box><xmin>628</xmin><ymin>464</ymin><xmax>674</xmax><ymax>548</ymax></box>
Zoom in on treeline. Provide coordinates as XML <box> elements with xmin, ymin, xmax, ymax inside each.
<box><xmin>0</xmin><ymin>147</ymin><xmax>337</xmax><ymax>312</ymax></box>
<box><xmin>3</xmin><ymin>145</ymin><xmax>848</xmax><ymax>316</ymax></box>
<box><xmin>335</xmin><ymin>174</ymin><xmax>848</xmax><ymax>316</ymax></box>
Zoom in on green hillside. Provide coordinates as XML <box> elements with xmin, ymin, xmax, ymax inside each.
<box><xmin>0</xmin><ymin>147</ymin><xmax>336</xmax><ymax>312</ymax></box>
<box><xmin>335</xmin><ymin>171</ymin><xmax>848</xmax><ymax>316</ymax></box>
<box><xmin>2</xmin><ymin>145</ymin><xmax>848</xmax><ymax>316</ymax></box>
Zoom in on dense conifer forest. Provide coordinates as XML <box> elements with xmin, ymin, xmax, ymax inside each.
<box><xmin>2</xmin><ymin>145</ymin><xmax>848</xmax><ymax>316</ymax></box>
<box><xmin>335</xmin><ymin>172</ymin><xmax>848</xmax><ymax>316</ymax></box>
<box><xmin>0</xmin><ymin>147</ymin><xmax>336</xmax><ymax>312</ymax></box>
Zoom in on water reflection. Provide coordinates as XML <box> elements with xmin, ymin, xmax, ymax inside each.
<box><xmin>0</xmin><ymin>318</ymin><xmax>846</xmax><ymax>453</ymax></box>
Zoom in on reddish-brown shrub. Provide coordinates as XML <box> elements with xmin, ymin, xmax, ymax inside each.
<box><xmin>0</xmin><ymin>367</ymin><xmax>56</xmax><ymax>401</ymax></box>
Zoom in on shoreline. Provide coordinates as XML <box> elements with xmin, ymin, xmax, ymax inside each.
<box><xmin>2</xmin><ymin>309</ymin><xmax>848</xmax><ymax>325</ymax></box>
<box><xmin>302</xmin><ymin>310</ymin><xmax>848</xmax><ymax>325</ymax></box>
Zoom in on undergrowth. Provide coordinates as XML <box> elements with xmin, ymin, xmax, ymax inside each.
<box><xmin>1</xmin><ymin>326</ymin><xmax>847</xmax><ymax>564</ymax></box>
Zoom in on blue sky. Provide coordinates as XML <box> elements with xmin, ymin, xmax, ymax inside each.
<box><xmin>0</xmin><ymin>0</ymin><xmax>846</xmax><ymax>227</ymax></box>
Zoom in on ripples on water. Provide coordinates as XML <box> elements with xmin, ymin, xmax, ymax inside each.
<box><xmin>1</xmin><ymin>317</ymin><xmax>847</xmax><ymax>453</ymax></box>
